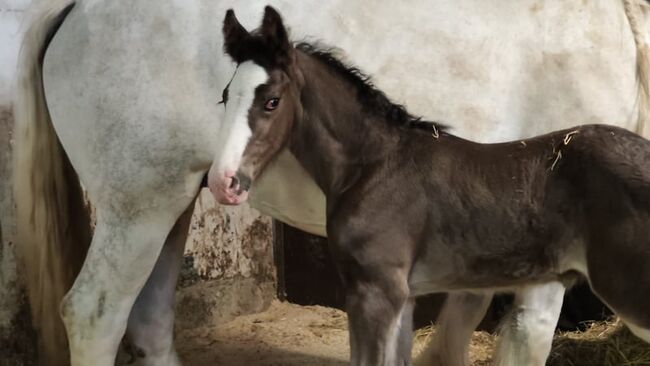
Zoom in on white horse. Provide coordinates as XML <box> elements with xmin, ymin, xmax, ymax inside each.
<box><xmin>13</xmin><ymin>0</ymin><xmax>649</xmax><ymax>365</ymax></box>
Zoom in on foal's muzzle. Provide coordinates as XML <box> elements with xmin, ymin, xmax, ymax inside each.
<box><xmin>231</xmin><ymin>171</ymin><xmax>252</xmax><ymax>195</ymax></box>
<box><xmin>208</xmin><ymin>169</ymin><xmax>250</xmax><ymax>206</ymax></box>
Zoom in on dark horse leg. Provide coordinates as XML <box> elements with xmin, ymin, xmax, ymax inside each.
<box><xmin>117</xmin><ymin>200</ymin><xmax>195</xmax><ymax>366</ymax></box>
<box><xmin>586</xmin><ymin>218</ymin><xmax>650</xmax><ymax>346</ymax></box>
<box><xmin>346</xmin><ymin>269</ymin><xmax>411</xmax><ymax>366</ymax></box>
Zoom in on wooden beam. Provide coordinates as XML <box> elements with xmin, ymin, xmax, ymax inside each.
<box><xmin>272</xmin><ymin>219</ymin><xmax>286</xmax><ymax>301</ymax></box>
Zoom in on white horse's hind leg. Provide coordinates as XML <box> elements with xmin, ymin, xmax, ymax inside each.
<box><xmin>623</xmin><ymin>320</ymin><xmax>650</xmax><ymax>343</ymax></box>
<box><xmin>494</xmin><ymin>282</ymin><xmax>565</xmax><ymax>366</ymax></box>
<box><xmin>60</xmin><ymin>187</ymin><xmax>199</xmax><ymax>366</ymax></box>
<box><xmin>119</xmin><ymin>200</ymin><xmax>195</xmax><ymax>366</ymax></box>
<box><xmin>414</xmin><ymin>291</ymin><xmax>493</xmax><ymax>366</ymax></box>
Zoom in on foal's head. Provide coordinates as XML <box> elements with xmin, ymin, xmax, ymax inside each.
<box><xmin>208</xmin><ymin>6</ymin><xmax>304</xmax><ymax>205</ymax></box>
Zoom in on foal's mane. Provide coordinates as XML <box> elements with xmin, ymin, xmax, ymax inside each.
<box><xmin>296</xmin><ymin>43</ymin><xmax>447</xmax><ymax>133</ymax></box>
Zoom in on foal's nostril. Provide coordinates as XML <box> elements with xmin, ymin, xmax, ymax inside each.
<box><xmin>235</xmin><ymin>172</ymin><xmax>252</xmax><ymax>193</ymax></box>
<box><xmin>229</xmin><ymin>175</ymin><xmax>239</xmax><ymax>189</ymax></box>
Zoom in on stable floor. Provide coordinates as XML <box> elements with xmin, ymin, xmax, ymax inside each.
<box><xmin>176</xmin><ymin>300</ymin><xmax>650</xmax><ymax>366</ymax></box>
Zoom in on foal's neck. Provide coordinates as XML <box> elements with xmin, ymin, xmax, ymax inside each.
<box><xmin>288</xmin><ymin>50</ymin><xmax>408</xmax><ymax>197</ymax></box>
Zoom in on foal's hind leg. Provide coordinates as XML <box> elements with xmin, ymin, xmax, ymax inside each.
<box><xmin>119</xmin><ymin>200</ymin><xmax>196</xmax><ymax>366</ymax></box>
<box><xmin>585</xmin><ymin>231</ymin><xmax>650</xmax><ymax>347</ymax></box>
<box><xmin>60</xmin><ymin>183</ymin><xmax>200</xmax><ymax>366</ymax></box>
<box><xmin>414</xmin><ymin>291</ymin><xmax>493</xmax><ymax>366</ymax></box>
<box><xmin>493</xmin><ymin>282</ymin><xmax>565</xmax><ymax>366</ymax></box>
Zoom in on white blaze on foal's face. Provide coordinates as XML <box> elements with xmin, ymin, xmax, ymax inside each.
<box><xmin>208</xmin><ymin>61</ymin><xmax>268</xmax><ymax>205</ymax></box>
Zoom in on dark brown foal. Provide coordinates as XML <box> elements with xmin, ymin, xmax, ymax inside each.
<box><xmin>214</xmin><ymin>7</ymin><xmax>650</xmax><ymax>366</ymax></box>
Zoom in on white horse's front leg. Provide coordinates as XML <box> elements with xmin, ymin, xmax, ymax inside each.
<box><xmin>415</xmin><ymin>291</ymin><xmax>493</xmax><ymax>366</ymax></box>
<box><xmin>118</xmin><ymin>200</ymin><xmax>195</xmax><ymax>366</ymax></box>
<box><xmin>494</xmin><ymin>282</ymin><xmax>565</xmax><ymax>366</ymax></box>
<box><xmin>60</xmin><ymin>193</ymin><xmax>197</xmax><ymax>366</ymax></box>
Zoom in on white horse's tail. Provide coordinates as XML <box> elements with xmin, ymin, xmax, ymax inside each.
<box><xmin>623</xmin><ymin>0</ymin><xmax>650</xmax><ymax>139</ymax></box>
<box><xmin>13</xmin><ymin>1</ymin><xmax>92</xmax><ymax>364</ymax></box>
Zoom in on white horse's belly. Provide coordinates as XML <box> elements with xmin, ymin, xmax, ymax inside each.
<box><xmin>43</xmin><ymin>0</ymin><xmax>639</xmax><ymax>231</ymax></box>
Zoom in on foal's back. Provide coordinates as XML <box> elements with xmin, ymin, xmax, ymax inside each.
<box><xmin>406</xmin><ymin>124</ymin><xmax>650</xmax><ymax>293</ymax></box>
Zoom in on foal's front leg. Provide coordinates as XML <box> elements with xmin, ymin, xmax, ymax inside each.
<box><xmin>330</xmin><ymin>205</ymin><xmax>415</xmax><ymax>365</ymax></box>
<box><xmin>346</xmin><ymin>269</ymin><xmax>412</xmax><ymax>366</ymax></box>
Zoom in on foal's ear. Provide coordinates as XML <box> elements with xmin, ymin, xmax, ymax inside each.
<box><xmin>261</xmin><ymin>6</ymin><xmax>292</xmax><ymax>67</ymax></box>
<box><xmin>223</xmin><ymin>9</ymin><xmax>251</xmax><ymax>63</ymax></box>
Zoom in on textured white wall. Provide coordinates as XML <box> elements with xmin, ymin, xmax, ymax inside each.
<box><xmin>0</xmin><ymin>1</ymin><xmax>30</xmax><ymax>100</ymax></box>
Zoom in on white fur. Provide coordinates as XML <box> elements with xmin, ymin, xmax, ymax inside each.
<box><xmin>384</xmin><ymin>305</ymin><xmax>404</xmax><ymax>365</ymax></box>
<box><xmin>494</xmin><ymin>282</ymin><xmax>566</xmax><ymax>366</ymax></box>
<box><xmin>210</xmin><ymin>62</ymin><xmax>269</xmax><ymax>179</ymax></box>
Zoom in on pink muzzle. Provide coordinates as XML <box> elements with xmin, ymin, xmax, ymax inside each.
<box><xmin>208</xmin><ymin>169</ymin><xmax>249</xmax><ymax>205</ymax></box>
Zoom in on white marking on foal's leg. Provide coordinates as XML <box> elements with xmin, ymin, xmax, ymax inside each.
<box><xmin>494</xmin><ymin>282</ymin><xmax>565</xmax><ymax>366</ymax></box>
<box><xmin>384</xmin><ymin>305</ymin><xmax>404</xmax><ymax>365</ymax></box>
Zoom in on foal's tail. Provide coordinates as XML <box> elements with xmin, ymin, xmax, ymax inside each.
<box><xmin>623</xmin><ymin>0</ymin><xmax>650</xmax><ymax>138</ymax></box>
<box><xmin>13</xmin><ymin>1</ymin><xmax>91</xmax><ymax>365</ymax></box>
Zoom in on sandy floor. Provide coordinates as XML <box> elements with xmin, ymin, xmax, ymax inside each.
<box><xmin>177</xmin><ymin>301</ymin><xmax>350</xmax><ymax>366</ymax></box>
<box><xmin>176</xmin><ymin>300</ymin><xmax>497</xmax><ymax>366</ymax></box>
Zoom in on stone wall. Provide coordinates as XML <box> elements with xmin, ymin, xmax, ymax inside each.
<box><xmin>176</xmin><ymin>191</ymin><xmax>276</xmax><ymax>331</ymax></box>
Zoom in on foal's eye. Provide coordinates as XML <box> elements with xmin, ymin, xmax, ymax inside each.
<box><xmin>264</xmin><ymin>98</ymin><xmax>280</xmax><ymax>111</ymax></box>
